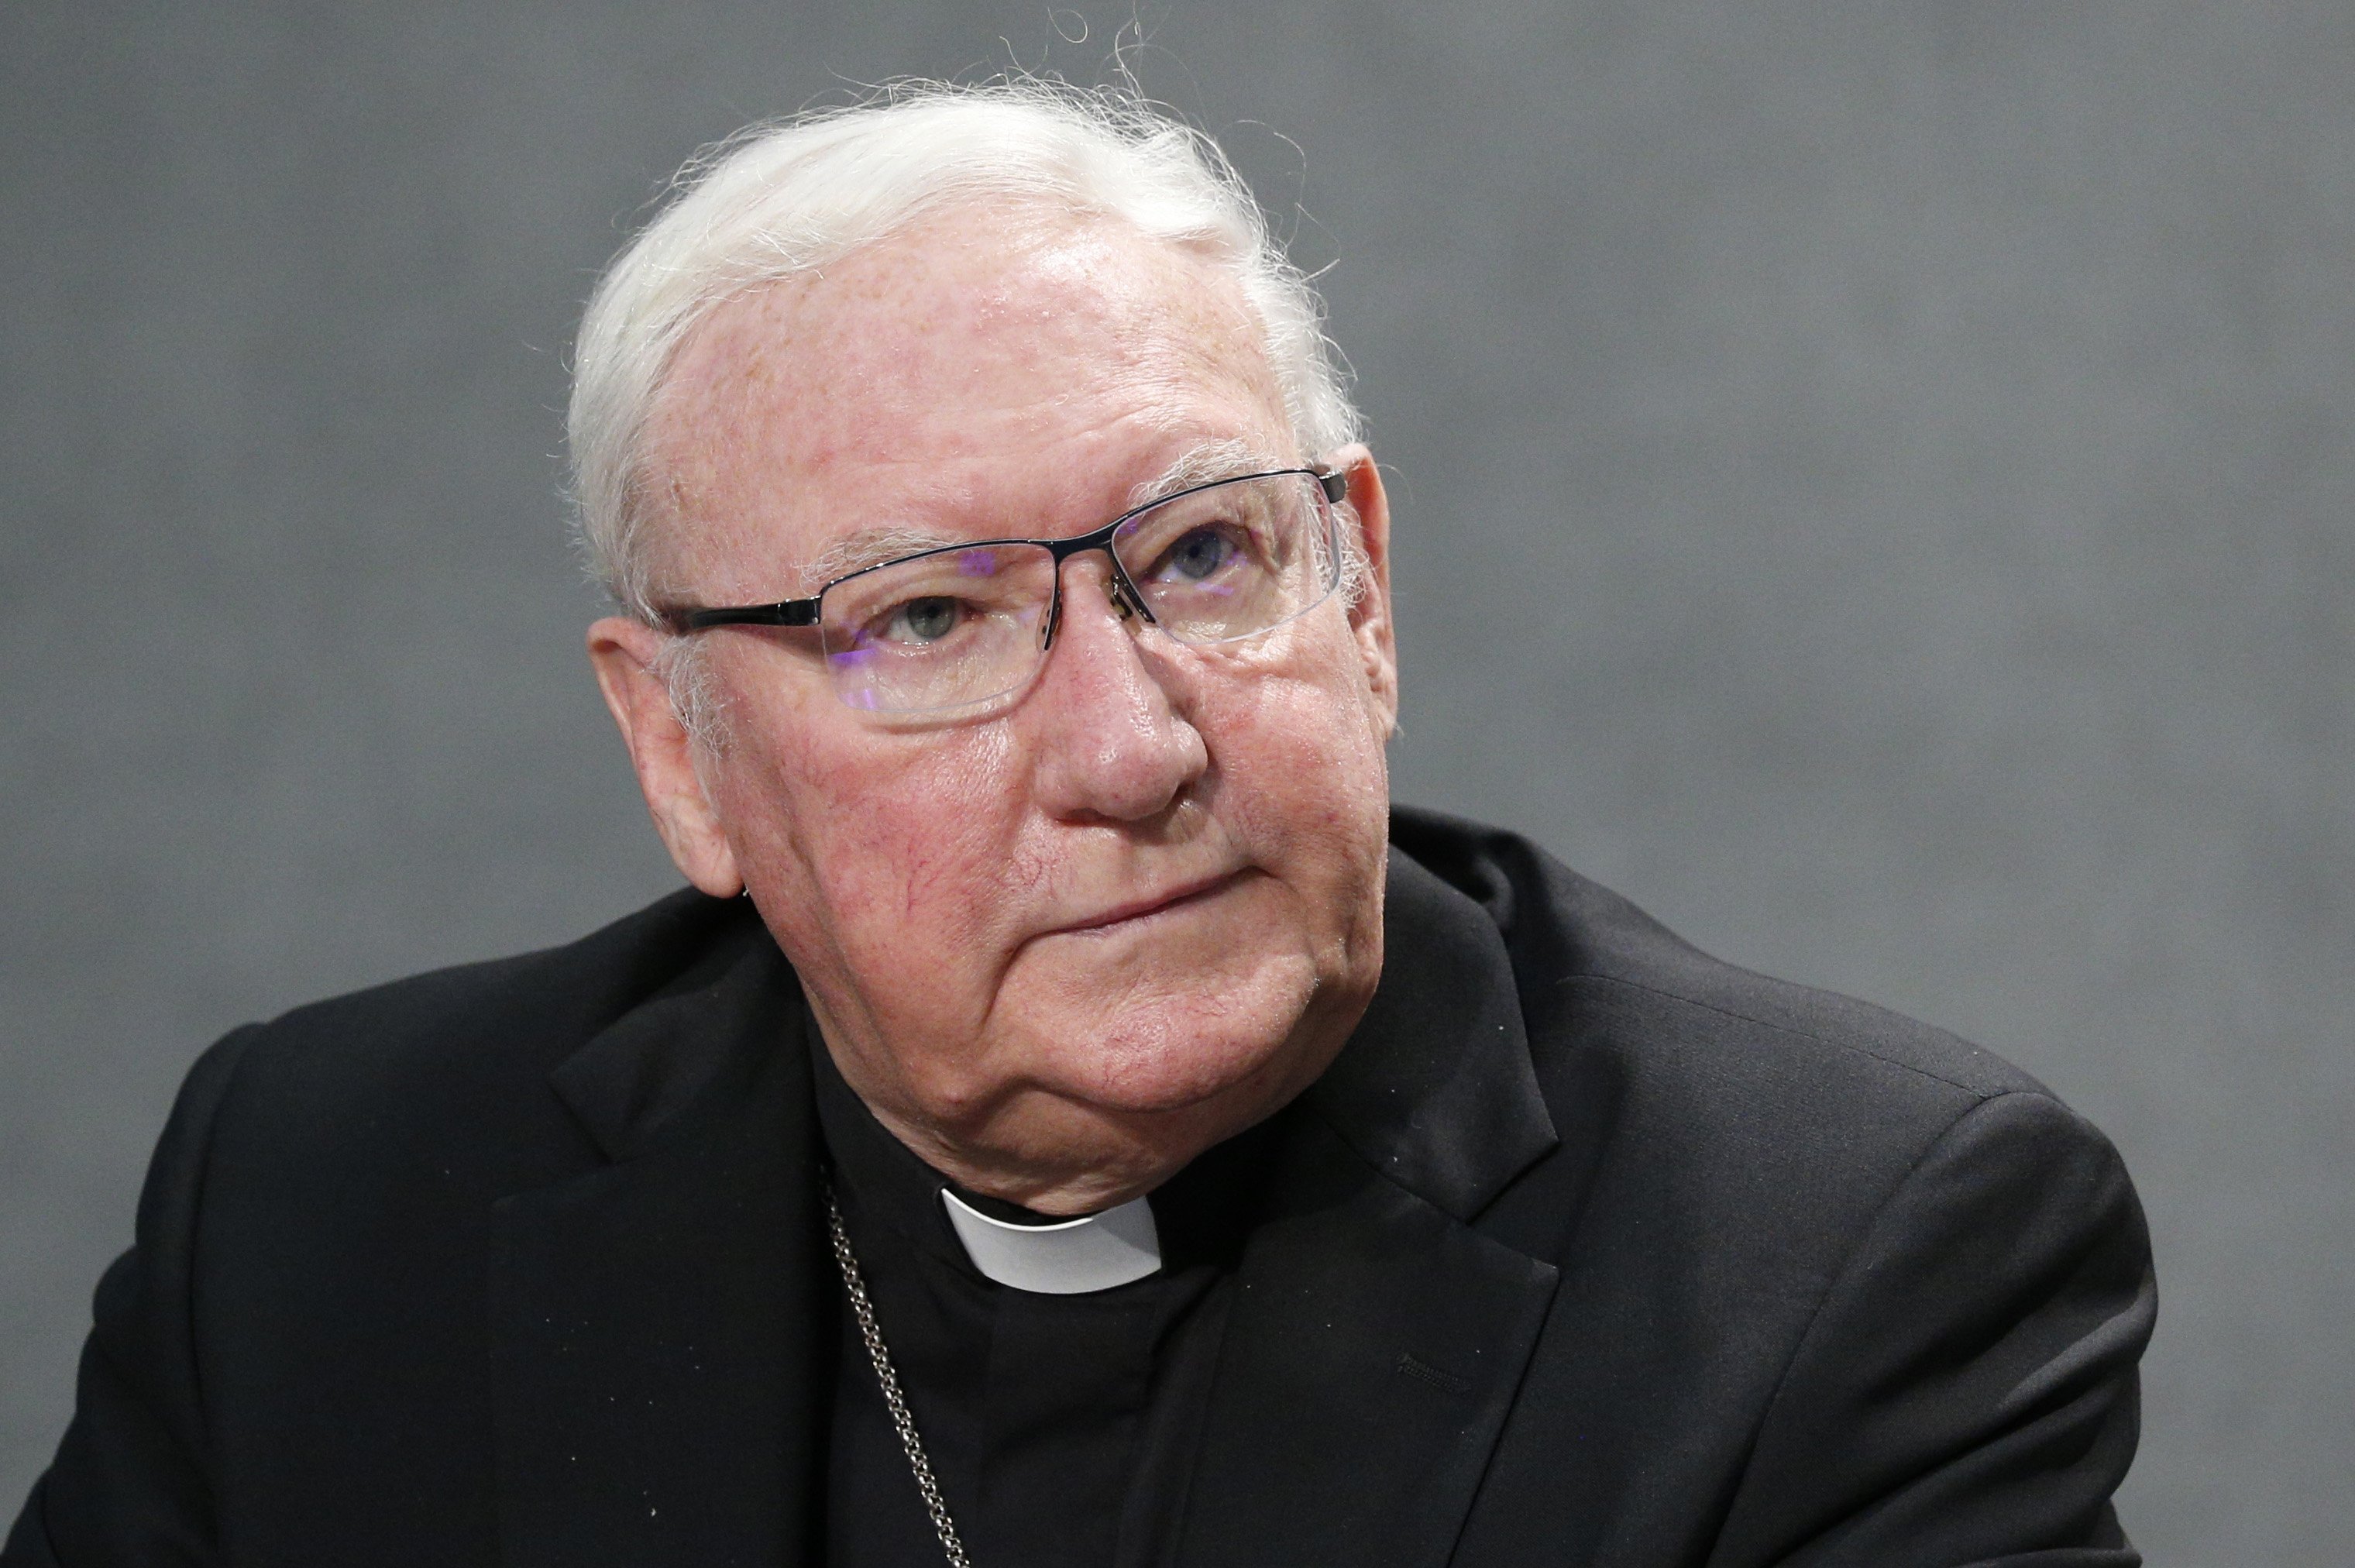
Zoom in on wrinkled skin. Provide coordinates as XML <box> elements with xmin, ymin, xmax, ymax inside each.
<box><xmin>589</xmin><ymin>207</ymin><xmax>1399</xmax><ymax>1212</ymax></box>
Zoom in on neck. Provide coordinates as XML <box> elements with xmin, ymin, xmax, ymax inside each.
<box><xmin>858</xmin><ymin>1092</ymin><xmax>1212</xmax><ymax>1216</ymax></box>
<box><xmin>820</xmin><ymin>1038</ymin><xmax>1343</xmax><ymax>1216</ymax></box>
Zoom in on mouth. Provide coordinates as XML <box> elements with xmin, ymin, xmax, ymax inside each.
<box><xmin>1049</xmin><ymin>870</ymin><xmax>1246</xmax><ymax>937</ymax></box>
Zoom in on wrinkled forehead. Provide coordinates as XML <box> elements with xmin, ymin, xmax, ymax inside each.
<box><xmin>640</xmin><ymin>206</ymin><xmax>1294</xmax><ymax>597</ymax></box>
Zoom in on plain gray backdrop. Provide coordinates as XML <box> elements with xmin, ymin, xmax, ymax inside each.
<box><xmin>3</xmin><ymin>2</ymin><xmax>2348</xmax><ymax>1560</ymax></box>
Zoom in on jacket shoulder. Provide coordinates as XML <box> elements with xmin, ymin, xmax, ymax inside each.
<box><xmin>1391</xmin><ymin>804</ymin><xmax>2050</xmax><ymax>1116</ymax></box>
<box><xmin>1391</xmin><ymin>803</ymin><xmax>2116</xmax><ymax>1286</ymax></box>
<box><xmin>205</xmin><ymin>887</ymin><xmax>762</xmax><ymax>1187</ymax></box>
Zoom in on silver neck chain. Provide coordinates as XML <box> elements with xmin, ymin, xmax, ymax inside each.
<box><xmin>823</xmin><ymin>1182</ymin><xmax>975</xmax><ymax>1568</ymax></box>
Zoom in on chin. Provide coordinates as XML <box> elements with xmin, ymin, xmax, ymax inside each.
<box><xmin>988</xmin><ymin>898</ymin><xmax>1359</xmax><ymax>1116</ymax></box>
<box><xmin>1040</xmin><ymin>972</ymin><xmax>1332</xmax><ymax>1119</ymax></box>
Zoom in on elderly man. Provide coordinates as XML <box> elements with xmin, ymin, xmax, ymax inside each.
<box><xmin>7</xmin><ymin>84</ymin><xmax>2154</xmax><ymax>1568</ymax></box>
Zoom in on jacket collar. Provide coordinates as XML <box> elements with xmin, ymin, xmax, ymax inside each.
<box><xmin>1169</xmin><ymin>848</ymin><xmax>1563</xmax><ymax>1568</ymax></box>
<box><xmin>545</xmin><ymin>901</ymin><xmax>790</xmax><ymax>1163</ymax></box>
<box><xmin>1307</xmin><ymin>847</ymin><xmax>1559</xmax><ymax>1219</ymax></box>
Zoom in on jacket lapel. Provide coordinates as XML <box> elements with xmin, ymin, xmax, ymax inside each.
<box><xmin>487</xmin><ymin>927</ymin><xmax>833</xmax><ymax>1568</ymax></box>
<box><xmin>1173</xmin><ymin>851</ymin><xmax>1563</xmax><ymax>1568</ymax></box>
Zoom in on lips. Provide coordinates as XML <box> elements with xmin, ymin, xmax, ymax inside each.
<box><xmin>1048</xmin><ymin>869</ymin><xmax>1244</xmax><ymax>937</ymax></box>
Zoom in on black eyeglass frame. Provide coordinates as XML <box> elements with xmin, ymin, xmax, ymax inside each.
<box><xmin>655</xmin><ymin>467</ymin><xmax>1349</xmax><ymax>650</ymax></box>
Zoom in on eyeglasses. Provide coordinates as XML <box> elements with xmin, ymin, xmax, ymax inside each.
<box><xmin>659</xmin><ymin>468</ymin><xmax>1349</xmax><ymax>714</ymax></box>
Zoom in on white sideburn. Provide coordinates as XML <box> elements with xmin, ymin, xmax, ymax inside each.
<box><xmin>939</xmin><ymin>1188</ymin><xmax>1162</xmax><ymax>1295</ymax></box>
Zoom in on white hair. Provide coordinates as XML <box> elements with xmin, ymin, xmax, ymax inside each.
<box><xmin>566</xmin><ymin>79</ymin><xmax>1364</xmax><ymax>628</ymax></box>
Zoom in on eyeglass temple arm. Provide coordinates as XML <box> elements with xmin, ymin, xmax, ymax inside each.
<box><xmin>1318</xmin><ymin>469</ymin><xmax>1348</xmax><ymax>504</ymax></box>
<box><xmin>664</xmin><ymin>600</ymin><xmax>822</xmax><ymax>633</ymax></box>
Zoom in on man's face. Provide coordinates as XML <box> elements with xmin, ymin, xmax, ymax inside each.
<box><xmin>591</xmin><ymin>208</ymin><xmax>1399</xmax><ymax>1210</ymax></box>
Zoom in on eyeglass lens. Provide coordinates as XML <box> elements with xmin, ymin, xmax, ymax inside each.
<box><xmin>819</xmin><ymin>471</ymin><xmax>1340</xmax><ymax>714</ymax></box>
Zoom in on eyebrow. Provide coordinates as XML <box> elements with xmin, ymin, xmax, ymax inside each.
<box><xmin>797</xmin><ymin>523</ymin><xmax>964</xmax><ymax>589</ymax></box>
<box><xmin>1126</xmin><ymin>438</ymin><xmax>1285</xmax><ymax>509</ymax></box>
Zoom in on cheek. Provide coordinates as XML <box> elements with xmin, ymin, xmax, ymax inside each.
<box><xmin>717</xmin><ymin>693</ymin><xmax>1039</xmax><ymax>977</ymax></box>
<box><xmin>1195</xmin><ymin>631</ymin><xmax>1391</xmax><ymax>884</ymax></box>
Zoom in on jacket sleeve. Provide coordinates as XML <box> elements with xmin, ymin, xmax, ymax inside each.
<box><xmin>1711</xmin><ymin>1088</ymin><xmax>2157</xmax><ymax>1568</ymax></box>
<box><xmin>2</xmin><ymin>1026</ymin><xmax>261</xmax><ymax>1568</ymax></box>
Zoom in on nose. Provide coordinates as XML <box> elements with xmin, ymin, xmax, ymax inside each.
<box><xmin>1026</xmin><ymin>558</ymin><xmax>1209</xmax><ymax>824</ymax></box>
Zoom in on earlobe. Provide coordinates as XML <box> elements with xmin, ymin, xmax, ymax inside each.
<box><xmin>586</xmin><ymin>617</ymin><xmax>746</xmax><ymax>897</ymax></box>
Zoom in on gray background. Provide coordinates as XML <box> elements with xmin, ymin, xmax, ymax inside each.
<box><xmin>2</xmin><ymin>1</ymin><xmax>2347</xmax><ymax>1559</ymax></box>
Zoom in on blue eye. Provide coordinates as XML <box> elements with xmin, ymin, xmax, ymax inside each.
<box><xmin>887</xmin><ymin>597</ymin><xmax>961</xmax><ymax>642</ymax></box>
<box><xmin>1163</xmin><ymin>528</ymin><xmax>1236</xmax><ymax>582</ymax></box>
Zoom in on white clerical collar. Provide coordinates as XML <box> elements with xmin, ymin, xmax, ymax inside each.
<box><xmin>939</xmin><ymin>1188</ymin><xmax>1161</xmax><ymax>1295</ymax></box>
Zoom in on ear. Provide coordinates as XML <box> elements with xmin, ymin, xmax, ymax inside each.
<box><xmin>1329</xmin><ymin>445</ymin><xmax>1399</xmax><ymax>738</ymax></box>
<box><xmin>586</xmin><ymin>617</ymin><xmax>745</xmax><ymax>897</ymax></box>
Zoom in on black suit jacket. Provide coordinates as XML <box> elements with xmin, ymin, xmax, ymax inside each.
<box><xmin>5</xmin><ymin>808</ymin><xmax>2154</xmax><ymax>1566</ymax></box>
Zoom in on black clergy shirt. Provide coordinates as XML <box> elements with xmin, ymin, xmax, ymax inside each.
<box><xmin>812</xmin><ymin>1044</ymin><xmax>1294</xmax><ymax>1568</ymax></box>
